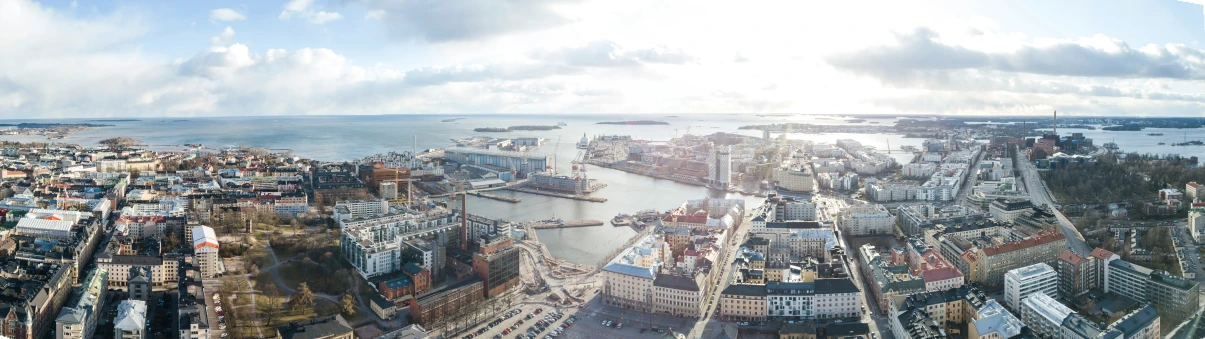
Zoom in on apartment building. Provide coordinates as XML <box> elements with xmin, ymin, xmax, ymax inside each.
<box><xmin>191</xmin><ymin>225</ymin><xmax>220</xmax><ymax>278</ymax></box>
<box><xmin>1061</xmin><ymin>304</ymin><xmax>1159</xmax><ymax>339</ymax></box>
<box><xmin>55</xmin><ymin>268</ymin><xmax>108</xmax><ymax>339</ymax></box>
<box><xmin>1018</xmin><ymin>292</ymin><xmax>1071</xmax><ymax>339</ymax></box>
<box><xmin>602</xmin><ymin>235</ymin><xmax>669</xmax><ymax>312</ymax></box>
<box><xmin>1104</xmin><ymin>257</ymin><xmax>1201</xmax><ymax>326</ymax></box>
<box><xmin>896</xmin><ymin>204</ymin><xmax>990</xmax><ymax>236</ymax></box>
<box><xmin>1057</xmin><ymin>251</ymin><xmax>1096</xmax><ymax>300</ymax></box>
<box><xmin>1003</xmin><ymin>263</ymin><xmax>1057</xmax><ymax>311</ymax></box>
<box><xmin>652</xmin><ymin>274</ymin><xmax>704</xmax><ymax>317</ymax></box>
<box><xmin>989</xmin><ymin>198</ymin><xmax>1034</xmax><ymax>223</ymax></box>
<box><xmin>114</xmin><ymin>300</ymin><xmax>147</xmax><ymax>339</ymax></box>
<box><xmin>773</xmin><ymin>162</ymin><xmax>815</xmax><ymax>192</ymax></box>
<box><xmin>340</xmin><ymin>208</ymin><xmax>459</xmax><ymax>279</ymax></box>
<box><xmin>719</xmin><ymin>284</ymin><xmax>767</xmax><ymax>321</ymax></box>
<box><xmin>959</xmin><ymin>230</ymin><xmax>1066</xmax><ymax>289</ymax></box>
<box><xmin>858</xmin><ymin>244</ymin><xmax>924</xmax><ymax>314</ymax></box>
<box><xmin>765</xmin><ymin>278</ymin><xmax>861</xmax><ymax>320</ymax></box>
<box><xmin>837</xmin><ymin>204</ymin><xmax>893</xmax><ymax>236</ymax></box>
<box><xmin>889</xmin><ymin>285</ymin><xmax>1012</xmax><ymax>339</ymax></box>
<box><xmin>332</xmin><ymin>199</ymin><xmax>389</xmax><ymax>221</ymax></box>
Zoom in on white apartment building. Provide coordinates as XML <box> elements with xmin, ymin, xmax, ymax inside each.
<box><xmin>192</xmin><ymin>225</ymin><xmax>221</xmax><ymax>278</ymax></box>
<box><xmin>766</xmin><ymin>279</ymin><xmax>861</xmax><ymax>320</ymax></box>
<box><xmin>333</xmin><ymin>199</ymin><xmax>390</xmax><ymax>222</ymax></box>
<box><xmin>773</xmin><ymin>163</ymin><xmax>815</xmax><ymax>192</ymax></box>
<box><xmin>652</xmin><ymin>274</ymin><xmax>703</xmax><ymax>317</ymax></box>
<box><xmin>114</xmin><ymin>300</ymin><xmax>148</xmax><ymax>339</ymax></box>
<box><xmin>1003</xmin><ymin>263</ymin><xmax>1057</xmax><ymax>311</ymax></box>
<box><xmin>340</xmin><ymin>208</ymin><xmax>460</xmax><ymax>278</ymax></box>
<box><xmin>380</xmin><ymin>182</ymin><xmax>399</xmax><ymax>200</ymax></box>
<box><xmin>1018</xmin><ymin>292</ymin><xmax>1071</xmax><ymax>339</ymax></box>
<box><xmin>602</xmin><ymin>234</ymin><xmax>670</xmax><ymax>312</ymax></box>
<box><xmin>708</xmin><ymin>145</ymin><xmax>732</xmax><ymax>188</ymax></box>
<box><xmin>1191</xmin><ymin>208</ymin><xmax>1205</xmax><ymax>243</ymax></box>
<box><xmin>837</xmin><ymin>204</ymin><xmax>893</xmax><ymax>236</ymax></box>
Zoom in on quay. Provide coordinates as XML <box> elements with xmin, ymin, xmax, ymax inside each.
<box><xmin>472</xmin><ymin>191</ymin><xmax>520</xmax><ymax>203</ymax></box>
<box><xmin>529</xmin><ymin>219</ymin><xmax>604</xmax><ymax>229</ymax></box>
<box><xmin>504</xmin><ymin>186</ymin><xmax>607</xmax><ymax>202</ymax></box>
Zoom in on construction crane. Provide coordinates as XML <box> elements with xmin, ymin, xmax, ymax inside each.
<box><xmin>571</xmin><ymin>150</ymin><xmax>588</xmax><ymax>195</ymax></box>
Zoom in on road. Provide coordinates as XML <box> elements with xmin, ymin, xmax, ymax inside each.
<box><xmin>1015</xmin><ymin>151</ymin><xmax>1091</xmax><ymax>256</ymax></box>
<box><xmin>687</xmin><ymin>209</ymin><xmax>755</xmax><ymax>338</ymax></box>
<box><xmin>953</xmin><ymin>147</ymin><xmax>985</xmax><ymax>204</ymax></box>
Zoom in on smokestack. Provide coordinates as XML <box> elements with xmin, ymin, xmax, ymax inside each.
<box><xmin>460</xmin><ymin>191</ymin><xmax>468</xmax><ymax>251</ymax></box>
<box><xmin>1053</xmin><ymin>110</ymin><xmax>1057</xmax><ymax>135</ymax></box>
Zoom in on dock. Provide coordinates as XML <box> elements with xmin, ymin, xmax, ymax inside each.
<box><xmin>530</xmin><ymin>219</ymin><xmax>604</xmax><ymax>229</ymax></box>
<box><xmin>504</xmin><ymin>186</ymin><xmax>607</xmax><ymax>202</ymax></box>
<box><xmin>473</xmin><ymin>191</ymin><xmax>520</xmax><ymax>203</ymax></box>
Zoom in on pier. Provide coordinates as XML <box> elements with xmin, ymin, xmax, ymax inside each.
<box><xmin>504</xmin><ymin>186</ymin><xmax>607</xmax><ymax>202</ymax></box>
<box><xmin>529</xmin><ymin>219</ymin><xmax>604</xmax><ymax>229</ymax></box>
<box><xmin>472</xmin><ymin>191</ymin><xmax>520</xmax><ymax>203</ymax></box>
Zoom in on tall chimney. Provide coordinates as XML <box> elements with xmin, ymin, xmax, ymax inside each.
<box><xmin>1053</xmin><ymin>110</ymin><xmax>1057</xmax><ymax>135</ymax></box>
<box><xmin>460</xmin><ymin>189</ymin><xmax>468</xmax><ymax>251</ymax></box>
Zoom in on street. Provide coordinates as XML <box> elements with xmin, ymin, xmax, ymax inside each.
<box><xmin>1015</xmin><ymin>151</ymin><xmax>1091</xmax><ymax>255</ymax></box>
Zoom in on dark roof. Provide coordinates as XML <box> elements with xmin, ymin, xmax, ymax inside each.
<box><xmin>653</xmin><ymin>274</ymin><xmax>700</xmax><ymax>292</ymax></box>
<box><xmin>370</xmin><ymin>294</ymin><xmax>394</xmax><ymax>309</ymax></box>
<box><xmin>109</xmin><ymin>255</ymin><xmax>162</xmax><ymax>265</ymax></box>
<box><xmin>822</xmin><ymin>322</ymin><xmax>870</xmax><ymax>336</ymax></box>
<box><xmin>766</xmin><ymin>221</ymin><xmax>822</xmax><ymax>229</ymax></box>
<box><xmin>721</xmin><ymin>283</ymin><xmax>767</xmax><ymax>297</ymax></box>
<box><xmin>276</xmin><ymin>315</ymin><xmax>353</xmax><ymax>339</ymax></box>
<box><xmin>403</xmin><ymin>263</ymin><xmax>424</xmax><ymax>275</ymax></box>
<box><xmin>814</xmin><ymin>278</ymin><xmax>859</xmax><ymax>294</ymax></box>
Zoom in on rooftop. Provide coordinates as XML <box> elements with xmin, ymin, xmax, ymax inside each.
<box><xmin>276</xmin><ymin>315</ymin><xmax>353</xmax><ymax>339</ymax></box>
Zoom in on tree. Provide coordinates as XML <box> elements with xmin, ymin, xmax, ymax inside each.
<box><xmin>340</xmin><ymin>294</ymin><xmax>357</xmax><ymax>316</ymax></box>
<box><xmin>99</xmin><ymin>137</ymin><xmax>141</xmax><ymax>149</ymax></box>
<box><xmin>288</xmin><ymin>282</ymin><xmax>316</xmax><ymax>313</ymax></box>
<box><xmin>258</xmin><ymin>295</ymin><xmax>282</xmax><ymax>327</ymax></box>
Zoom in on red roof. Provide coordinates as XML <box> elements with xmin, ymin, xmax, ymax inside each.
<box><xmin>922</xmin><ymin>267</ymin><xmax>963</xmax><ymax>282</ymax></box>
<box><xmin>1090</xmin><ymin>248</ymin><xmax>1117</xmax><ymax>260</ymax></box>
<box><xmin>981</xmin><ymin>230</ymin><xmax>1065</xmax><ymax>256</ymax></box>
<box><xmin>1059</xmin><ymin>251</ymin><xmax>1085</xmax><ymax>265</ymax></box>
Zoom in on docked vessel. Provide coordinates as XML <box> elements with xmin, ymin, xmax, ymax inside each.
<box><xmin>576</xmin><ymin>133</ymin><xmax>589</xmax><ymax>149</ymax></box>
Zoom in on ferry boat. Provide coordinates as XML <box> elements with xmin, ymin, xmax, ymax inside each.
<box><xmin>576</xmin><ymin>133</ymin><xmax>589</xmax><ymax>149</ymax></box>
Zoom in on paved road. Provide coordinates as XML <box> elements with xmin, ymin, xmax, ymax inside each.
<box><xmin>953</xmin><ymin>148</ymin><xmax>985</xmax><ymax>205</ymax></box>
<box><xmin>1015</xmin><ymin>151</ymin><xmax>1091</xmax><ymax>255</ymax></box>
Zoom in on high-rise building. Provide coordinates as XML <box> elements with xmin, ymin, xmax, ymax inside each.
<box><xmin>380</xmin><ymin>182</ymin><xmax>398</xmax><ymax>200</ymax></box>
<box><xmin>708</xmin><ymin>145</ymin><xmax>732</xmax><ymax>188</ymax></box>
<box><xmin>191</xmin><ymin>225</ymin><xmax>220</xmax><ymax>278</ymax></box>
<box><xmin>1104</xmin><ymin>257</ymin><xmax>1201</xmax><ymax>326</ymax></box>
<box><xmin>1056</xmin><ymin>251</ymin><xmax>1096</xmax><ymax>300</ymax></box>
<box><xmin>472</xmin><ymin>232</ymin><xmax>520</xmax><ymax>298</ymax></box>
<box><xmin>55</xmin><ymin>268</ymin><xmax>108</xmax><ymax>339</ymax></box>
<box><xmin>1003</xmin><ymin>263</ymin><xmax>1057</xmax><ymax>311</ymax></box>
<box><xmin>960</xmin><ymin>230</ymin><xmax>1066</xmax><ymax>289</ymax></box>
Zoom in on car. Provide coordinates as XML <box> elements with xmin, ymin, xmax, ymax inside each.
<box><xmin>219</xmin><ymin>325</ymin><xmax>226</xmax><ymax>330</ymax></box>
<box><xmin>739</xmin><ymin>322</ymin><xmax>748</xmax><ymax>326</ymax></box>
<box><xmin>616</xmin><ymin>323</ymin><xmax>622</xmax><ymax>329</ymax></box>
<box><xmin>221</xmin><ymin>334</ymin><xmax>228</xmax><ymax>338</ymax></box>
<box><xmin>535</xmin><ymin>309</ymin><xmax>543</xmax><ymax>314</ymax></box>
<box><xmin>494</xmin><ymin>335</ymin><xmax>503</xmax><ymax>339</ymax></box>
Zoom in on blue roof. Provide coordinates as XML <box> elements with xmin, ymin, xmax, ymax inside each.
<box><xmin>603</xmin><ymin>263</ymin><xmax>656</xmax><ymax>279</ymax></box>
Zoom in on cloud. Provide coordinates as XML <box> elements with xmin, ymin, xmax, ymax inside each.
<box><xmin>209</xmin><ymin>26</ymin><xmax>236</xmax><ymax>45</ymax></box>
<box><xmin>279</xmin><ymin>0</ymin><xmax>341</xmax><ymax>24</ymax></box>
<box><xmin>356</xmin><ymin>0</ymin><xmax>574</xmax><ymax>42</ymax></box>
<box><xmin>209</xmin><ymin>8</ymin><xmax>246</xmax><ymax>22</ymax></box>
<box><xmin>828</xmin><ymin>27</ymin><xmax>1205</xmax><ymax>80</ymax></box>
<box><xmin>530</xmin><ymin>40</ymin><xmax>697</xmax><ymax>68</ymax></box>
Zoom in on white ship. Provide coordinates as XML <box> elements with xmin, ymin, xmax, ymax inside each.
<box><xmin>576</xmin><ymin>133</ymin><xmax>589</xmax><ymax>149</ymax></box>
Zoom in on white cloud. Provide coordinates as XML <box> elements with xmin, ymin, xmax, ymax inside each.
<box><xmin>209</xmin><ymin>8</ymin><xmax>246</xmax><ymax>22</ymax></box>
<box><xmin>307</xmin><ymin>11</ymin><xmax>342</xmax><ymax>24</ymax></box>
<box><xmin>209</xmin><ymin>26</ymin><xmax>236</xmax><ymax>45</ymax></box>
<box><xmin>364</xmin><ymin>9</ymin><xmax>385</xmax><ymax>20</ymax></box>
<box><xmin>279</xmin><ymin>0</ymin><xmax>341</xmax><ymax>24</ymax></box>
<box><xmin>279</xmin><ymin>0</ymin><xmax>313</xmax><ymax>19</ymax></box>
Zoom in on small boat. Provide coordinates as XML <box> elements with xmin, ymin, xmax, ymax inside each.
<box><xmin>557</xmin><ymin>122</ymin><xmax>567</xmax><ymax>126</ymax></box>
<box><xmin>1158</xmin><ymin>142</ymin><xmax>1166</xmax><ymax>145</ymax></box>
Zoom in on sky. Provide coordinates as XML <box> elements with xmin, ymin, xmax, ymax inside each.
<box><xmin>4</xmin><ymin>0</ymin><xmax>1205</xmax><ymax>118</ymax></box>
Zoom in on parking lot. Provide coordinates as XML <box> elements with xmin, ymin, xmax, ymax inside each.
<box><xmin>458</xmin><ymin>303</ymin><xmax>579</xmax><ymax>339</ymax></box>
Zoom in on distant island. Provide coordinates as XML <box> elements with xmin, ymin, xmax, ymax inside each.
<box><xmin>596</xmin><ymin>120</ymin><xmax>670</xmax><ymax>125</ymax></box>
<box><xmin>84</xmin><ymin>119</ymin><xmax>140</xmax><ymax>122</ymax></box>
<box><xmin>0</xmin><ymin>123</ymin><xmax>113</xmax><ymax>128</ymax></box>
<box><xmin>473</xmin><ymin>125</ymin><xmax>562</xmax><ymax>132</ymax></box>
<box><xmin>442</xmin><ymin>118</ymin><xmax>466</xmax><ymax>122</ymax></box>
<box><xmin>1102</xmin><ymin>124</ymin><xmax>1143</xmax><ymax>131</ymax></box>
